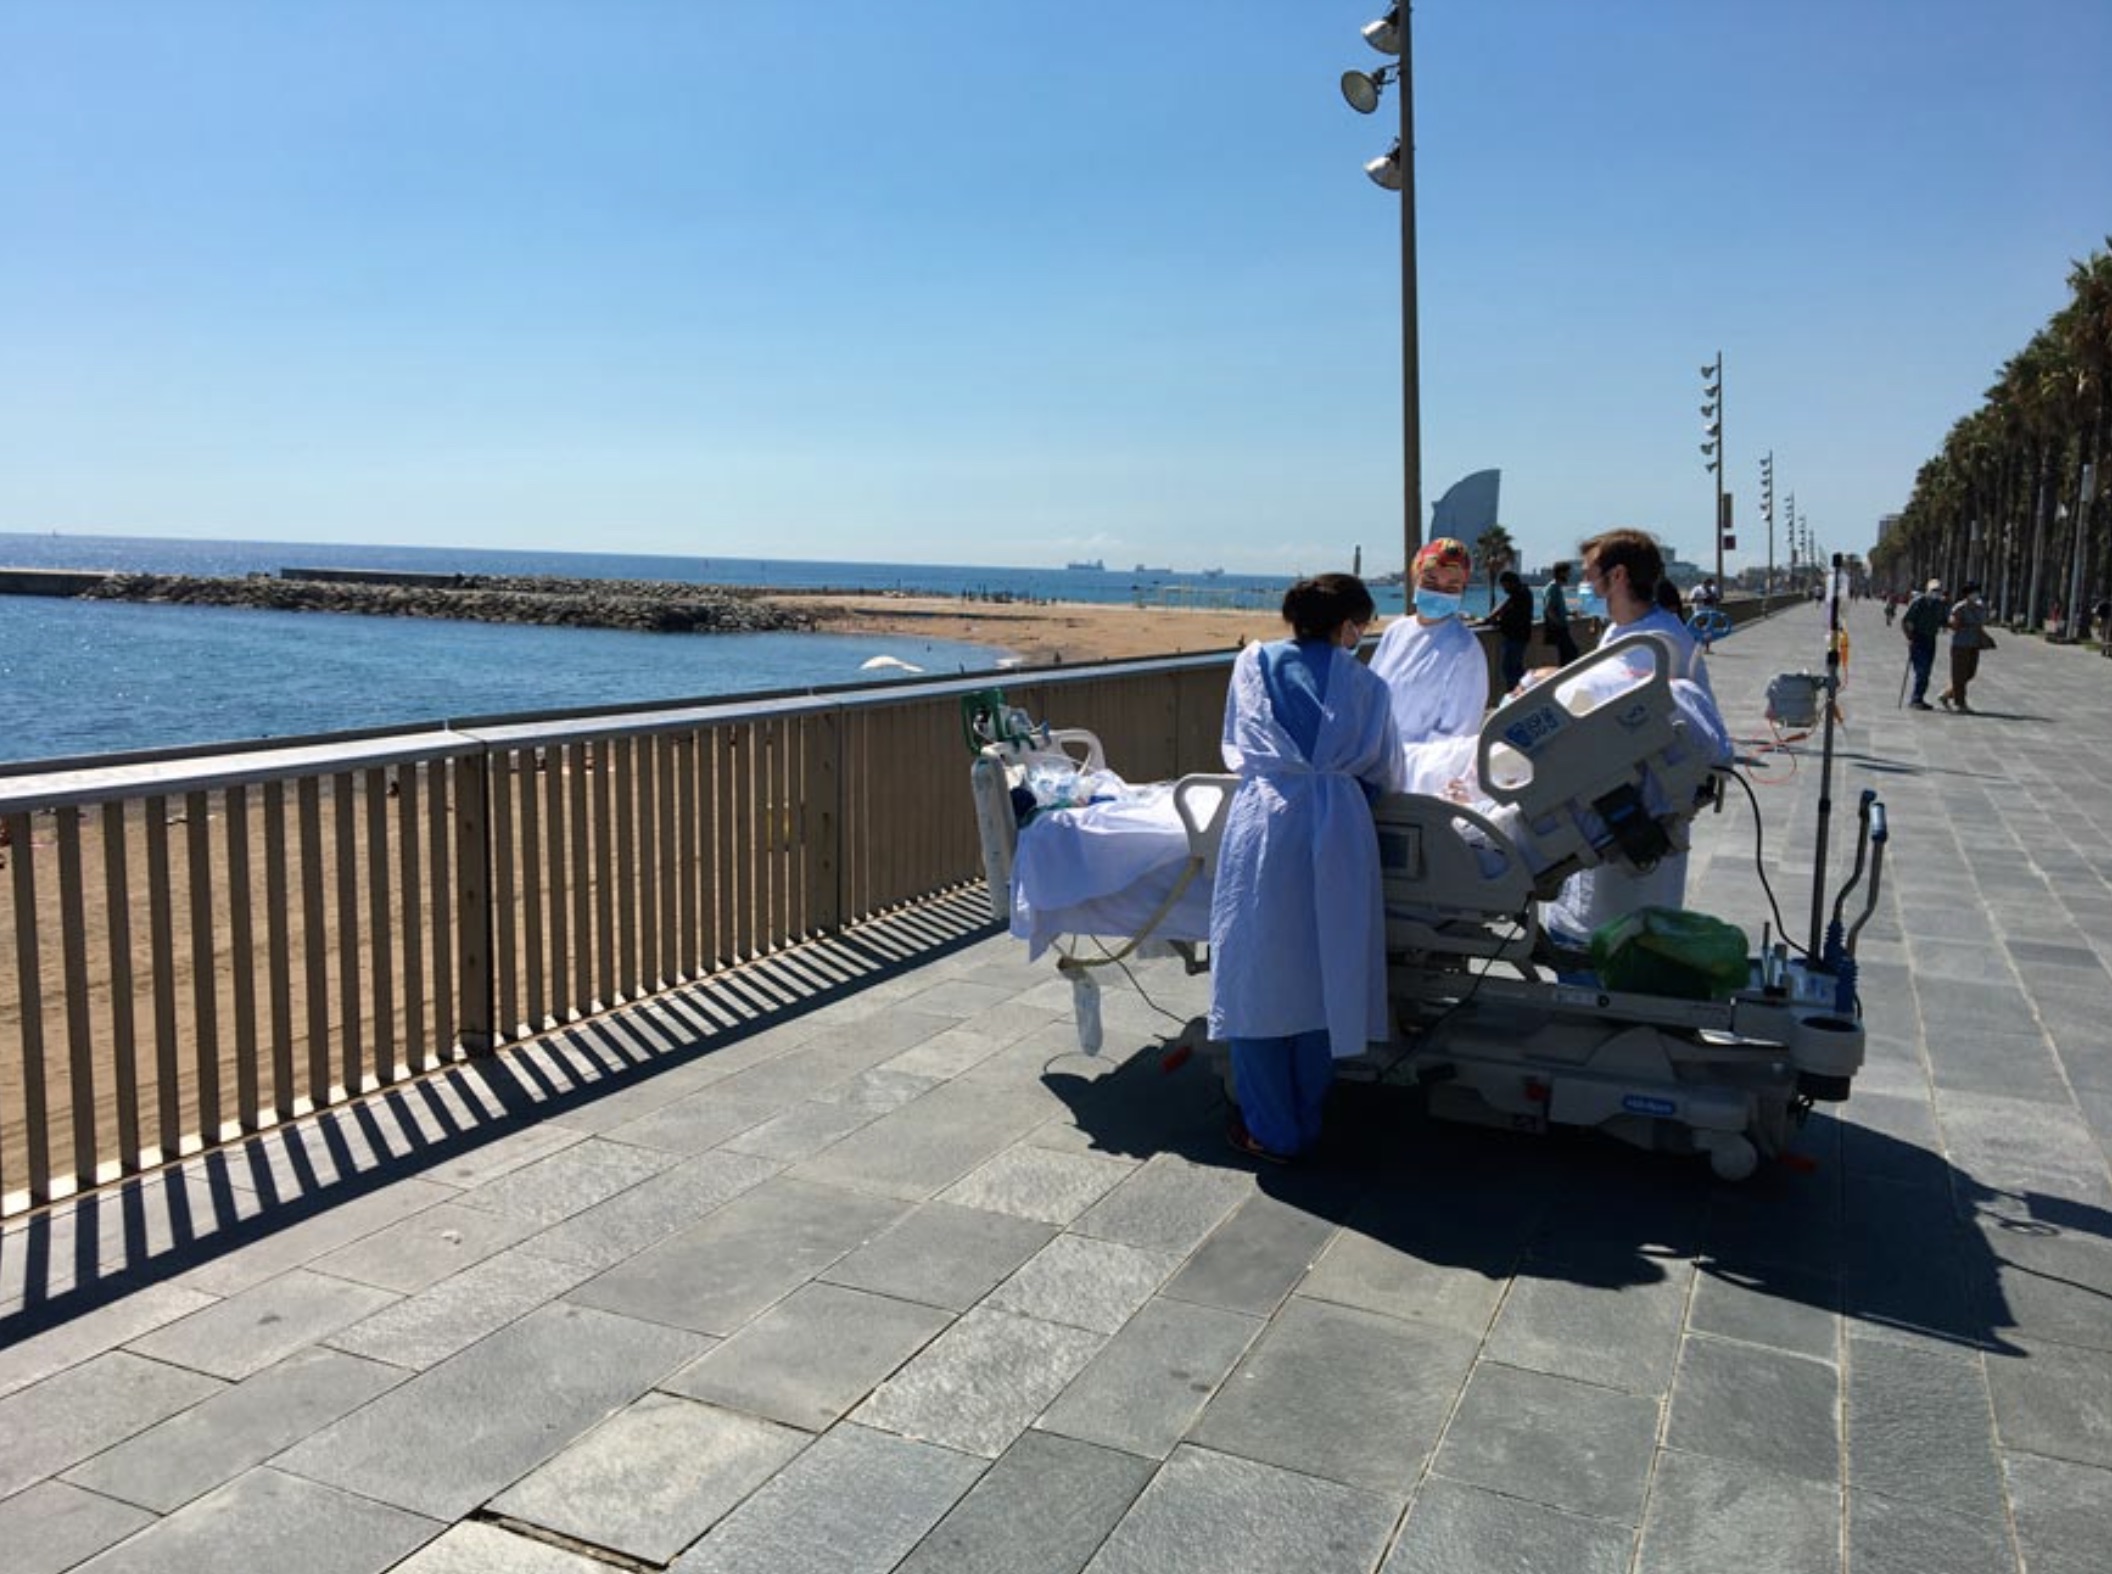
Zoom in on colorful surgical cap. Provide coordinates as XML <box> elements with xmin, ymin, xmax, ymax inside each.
<box><xmin>1413</xmin><ymin>537</ymin><xmax>1472</xmax><ymax>575</ymax></box>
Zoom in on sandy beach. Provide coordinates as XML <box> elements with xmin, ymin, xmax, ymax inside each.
<box><xmin>775</xmin><ymin>592</ymin><xmax>1294</xmax><ymax>665</ymax></box>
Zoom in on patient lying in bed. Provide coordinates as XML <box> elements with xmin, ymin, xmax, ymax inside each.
<box><xmin>1006</xmin><ymin>646</ymin><xmax>1730</xmax><ymax>957</ymax></box>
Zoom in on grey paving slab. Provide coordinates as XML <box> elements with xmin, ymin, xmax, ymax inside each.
<box><xmin>665</xmin><ymin>1282</ymin><xmax>950</xmax><ymax>1430</ymax></box>
<box><xmin>1160</xmin><ymin>1190</ymin><xmax>1342</xmax><ymax>1318</ymax></box>
<box><xmin>417</xmin><ymin>1120</ymin><xmax>585</xmax><ymax>1189</ymax></box>
<box><xmin>987</xmin><ymin>1232</ymin><xmax>1182</xmax><ymax>1334</ymax></box>
<box><xmin>63</xmin><ymin>1346</ymin><xmax>405</xmax><ymax>1512</ymax></box>
<box><xmin>489</xmin><ymin>1391</ymin><xmax>809</xmax><ymax>1564</ymax></box>
<box><xmin>69</xmin><ymin>1466</ymin><xmax>438</xmax><ymax>1574</ymax></box>
<box><xmin>391</xmin><ymin>1521</ymin><xmax>607</xmax><ymax>1573</ymax></box>
<box><xmin>1924</xmin><ymin>1027</ymin><xmax>2076</xmax><ymax>1103</ymax></box>
<box><xmin>1665</xmin><ymin>1333</ymin><xmax>1841</xmax><ymax>1486</ymax></box>
<box><xmin>587</xmin><ymin>1088</ymin><xmax>778</xmax><ymax>1154</ymax></box>
<box><xmin>710</xmin><ymin>1010</ymin><xmax>955</xmax><ymax>1107</ymax></box>
<box><xmin>881</xmin><ymin>1002</ymin><xmax>1061</xmax><ymax>1080</ymax></box>
<box><xmin>326</xmin><ymin>1247</ymin><xmax>596</xmax><ymax>1369</ymax></box>
<box><xmin>0</xmin><ymin>1282</ymin><xmax>218</xmax><ymax>1401</ymax></box>
<box><xmin>1939</xmin><ymin>1093</ymin><xmax>2112</xmax><ymax>1218</ymax></box>
<box><xmin>722</xmin><ymin>1096</ymin><xmax>887</xmax><ymax>1161</ymax></box>
<box><xmin>275</xmin><ymin>1301</ymin><xmax>708</xmax><ymax>1520</ymax></box>
<box><xmin>567</xmin><ymin>1174</ymin><xmax>909</xmax><ymax>1335</ymax></box>
<box><xmin>453</xmin><ymin>1136</ymin><xmax>677</xmax><ymax>1225</ymax></box>
<box><xmin>1037</xmin><ymin>1294</ymin><xmax>1259</xmax><ymax>1459</ymax></box>
<box><xmin>1846</xmin><ymin>1337</ymin><xmax>2007</xmax><ymax>1521</ymax></box>
<box><xmin>1986</xmin><ymin>1333</ymin><xmax>2112</xmax><ymax>1470</ymax></box>
<box><xmin>1485</xmin><ymin>1247</ymin><xmax>1692</xmax><ymax>1396</ymax></box>
<box><xmin>670</xmin><ymin>1422</ymin><xmax>985</xmax><ymax>1574</ymax></box>
<box><xmin>167</xmin><ymin>1177</ymin><xmax>460</xmax><ymax>1297</ymax></box>
<box><xmin>895</xmin><ymin>1429</ymin><xmax>1152</xmax><ymax>1574</ymax></box>
<box><xmin>1837</xmin><ymin>1092</ymin><xmax>1949</xmax><ymax>1189</ymax></box>
<box><xmin>1382</xmin><ymin>1476</ymin><xmax>1634</xmax><ymax>1574</ymax></box>
<box><xmin>853</xmin><ymin>1305</ymin><xmax>1106</xmax><ymax>1458</ymax></box>
<box><xmin>2003</xmin><ymin>1450</ymin><xmax>2112</xmax><ymax>1574</ymax></box>
<box><xmin>1972</xmin><ymin>1216</ymin><xmax>2112</xmax><ymax>1353</ymax></box>
<box><xmin>1689</xmin><ymin>1262</ymin><xmax>1840</xmax><ymax>1360</ymax></box>
<box><xmin>1847</xmin><ymin>1493</ymin><xmax>2018</xmax><ymax>1574</ymax></box>
<box><xmin>1188</xmin><ymin>1295</ymin><xmax>1476</xmax><ymax>1498</ymax></box>
<box><xmin>1636</xmin><ymin>1449</ymin><xmax>1841</xmax><ymax>1574</ymax></box>
<box><xmin>123</xmin><ymin>1266</ymin><xmax>398</xmax><ymax>1380</ymax></box>
<box><xmin>1432</xmin><ymin>1361</ymin><xmax>1660</xmax><ymax>1523</ymax></box>
<box><xmin>512</xmin><ymin>1147</ymin><xmax>782</xmax><ymax>1270</ymax></box>
<box><xmin>1299</xmin><ymin>1205</ymin><xmax>1514</xmax><ymax>1340</ymax></box>
<box><xmin>937</xmin><ymin>1145</ymin><xmax>1138</xmax><ymax>1225</ymax></box>
<box><xmin>0</xmin><ymin>1480</ymin><xmax>155</xmax><ymax>1574</ymax></box>
<box><xmin>818</xmin><ymin>1066</ymin><xmax>948</xmax><ymax>1114</ymax></box>
<box><xmin>790</xmin><ymin>1074</ymin><xmax>1057</xmax><ymax>1200</ymax></box>
<box><xmin>901</xmin><ymin>977</ymin><xmax>1028</xmax><ymax>1017</ymax></box>
<box><xmin>821</xmin><ymin>1200</ymin><xmax>1057</xmax><ymax>1312</ymax></box>
<box><xmin>306</xmin><ymin>1198</ymin><xmax>540</xmax><ymax>1293</ymax></box>
<box><xmin>1084</xmin><ymin>1443</ymin><xmax>1401</xmax><ymax>1574</ymax></box>
<box><xmin>1071</xmin><ymin>1153</ymin><xmax>1253</xmax><ymax>1257</ymax></box>
<box><xmin>0</xmin><ymin>1350</ymin><xmax>224</xmax><ymax>1499</ymax></box>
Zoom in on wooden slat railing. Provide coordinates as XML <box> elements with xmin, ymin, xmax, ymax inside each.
<box><xmin>2</xmin><ymin>655</ymin><xmax>1237</xmax><ymax>1214</ymax></box>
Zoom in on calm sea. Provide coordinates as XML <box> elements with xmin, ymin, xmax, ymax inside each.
<box><xmin>0</xmin><ymin>532</ymin><xmax>1510</xmax><ymax>766</ymax></box>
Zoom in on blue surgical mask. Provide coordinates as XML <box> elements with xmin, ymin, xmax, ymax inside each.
<box><xmin>1414</xmin><ymin>588</ymin><xmax>1463</xmax><ymax>619</ymax></box>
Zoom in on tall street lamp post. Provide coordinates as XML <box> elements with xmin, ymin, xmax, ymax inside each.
<box><xmin>1340</xmin><ymin>5</ymin><xmax>1421</xmax><ymax>566</ymax></box>
<box><xmin>1760</xmin><ymin>451</ymin><xmax>1775</xmax><ymax>609</ymax></box>
<box><xmin>1700</xmin><ymin>354</ymin><xmax>1725</xmax><ymax>589</ymax></box>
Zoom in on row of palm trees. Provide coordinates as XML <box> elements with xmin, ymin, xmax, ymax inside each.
<box><xmin>1871</xmin><ymin>242</ymin><xmax>2112</xmax><ymax>635</ymax></box>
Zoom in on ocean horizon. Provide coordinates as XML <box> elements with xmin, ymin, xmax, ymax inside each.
<box><xmin>0</xmin><ymin>532</ymin><xmax>1521</xmax><ymax>767</ymax></box>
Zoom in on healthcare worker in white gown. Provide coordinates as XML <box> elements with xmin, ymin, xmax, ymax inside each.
<box><xmin>1209</xmin><ymin>574</ymin><xmax>1406</xmax><ymax>1162</ymax></box>
<box><xmin>1368</xmin><ymin>536</ymin><xmax>1488</xmax><ymax>792</ymax></box>
<box><xmin>1540</xmin><ymin>527</ymin><xmax>1726</xmax><ymax>952</ymax></box>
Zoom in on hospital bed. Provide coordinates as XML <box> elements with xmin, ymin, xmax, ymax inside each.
<box><xmin>971</xmin><ymin>635</ymin><xmax>1884</xmax><ymax>1179</ymax></box>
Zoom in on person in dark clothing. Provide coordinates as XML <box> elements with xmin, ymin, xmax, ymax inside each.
<box><xmin>1542</xmin><ymin>560</ymin><xmax>1581</xmax><ymax>666</ymax></box>
<box><xmin>1483</xmin><ymin>570</ymin><xmax>1535</xmax><ymax>694</ymax></box>
<box><xmin>1900</xmin><ymin>578</ymin><xmax>1947</xmax><ymax>709</ymax></box>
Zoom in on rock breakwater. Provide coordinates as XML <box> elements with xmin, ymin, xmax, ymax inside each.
<box><xmin>75</xmin><ymin>572</ymin><xmax>815</xmax><ymax>636</ymax></box>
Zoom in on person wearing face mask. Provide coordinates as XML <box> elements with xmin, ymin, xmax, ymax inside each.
<box><xmin>1541</xmin><ymin>528</ymin><xmax>1727</xmax><ymax>962</ymax></box>
<box><xmin>1368</xmin><ymin>537</ymin><xmax>1489</xmax><ymax>793</ymax></box>
<box><xmin>1211</xmin><ymin>573</ymin><xmax>1406</xmax><ymax>1162</ymax></box>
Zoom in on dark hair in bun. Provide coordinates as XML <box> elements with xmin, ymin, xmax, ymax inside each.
<box><xmin>1281</xmin><ymin>573</ymin><xmax>1375</xmax><ymax>641</ymax></box>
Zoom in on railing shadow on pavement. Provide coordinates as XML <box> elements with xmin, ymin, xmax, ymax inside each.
<box><xmin>0</xmin><ymin>889</ymin><xmax>1002</xmax><ymax>1342</ymax></box>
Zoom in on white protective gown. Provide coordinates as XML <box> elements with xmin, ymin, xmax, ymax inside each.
<box><xmin>1367</xmin><ymin>614</ymin><xmax>1490</xmax><ymax>794</ymax></box>
<box><xmin>1208</xmin><ymin>642</ymin><xmax>1406</xmax><ymax>1060</ymax></box>
<box><xmin>1601</xmin><ymin>607</ymin><xmax>1716</xmax><ymax>707</ymax></box>
<box><xmin>1542</xmin><ymin>610</ymin><xmax>1726</xmax><ymax>941</ymax></box>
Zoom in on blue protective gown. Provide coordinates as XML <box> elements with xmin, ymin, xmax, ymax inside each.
<box><xmin>1209</xmin><ymin>638</ymin><xmax>1405</xmax><ymax>1156</ymax></box>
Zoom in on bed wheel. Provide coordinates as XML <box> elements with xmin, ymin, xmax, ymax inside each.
<box><xmin>1703</xmin><ymin>1133</ymin><xmax>1758</xmax><ymax>1182</ymax></box>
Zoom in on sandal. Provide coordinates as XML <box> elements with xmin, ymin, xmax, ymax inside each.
<box><xmin>1225</xmin><ymin>1118</ymin><xmax>1294</xmax><ymax>1165</ymax></box>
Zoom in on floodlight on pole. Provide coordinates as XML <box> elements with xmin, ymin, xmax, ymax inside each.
<box><xmin>1361</xmin><ymin>4</ymin><xmax>1401</xmax><ymax>54</ymax></box>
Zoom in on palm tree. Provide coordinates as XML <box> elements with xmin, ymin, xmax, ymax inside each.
<box><xmin>1474</xmin><ymin>525</ymin><xmax>1516</xmax><ymax>599</ymax></box>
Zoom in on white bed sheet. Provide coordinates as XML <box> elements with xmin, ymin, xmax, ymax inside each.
<box><xmin>1008</xmin><ymin>786</ymin><xmax>1214</xmax><ymax>959</ymax></box>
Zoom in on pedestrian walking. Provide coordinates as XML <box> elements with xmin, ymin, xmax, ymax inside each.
<box><xmin>1900</xmin><ymin>578</ymin><xmax>1946</xmax><ymax>709</ymax></box>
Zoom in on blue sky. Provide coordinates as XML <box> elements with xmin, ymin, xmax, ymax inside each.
<box><xmin>3</xmin><ymin>1</ymin><xmax>2106</xmax><ymax>579</ymax></box>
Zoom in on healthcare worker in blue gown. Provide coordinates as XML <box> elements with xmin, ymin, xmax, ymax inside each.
<box><xmin>1209</xmin><ymin>574</ymin><xmax>1406</xmax><ymax>1162</ymax></box>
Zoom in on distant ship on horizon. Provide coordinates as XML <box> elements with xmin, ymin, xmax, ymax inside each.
<box><xmin>1064</xmin><ymin>558</ymin><xmax>1106</xmax><ymax>571</ymax></box>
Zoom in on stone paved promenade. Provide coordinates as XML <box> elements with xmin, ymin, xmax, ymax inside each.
<box><xmin>3</xmin><ymin>600</ymin><xmax>2109</xmax><ymax>1574</ymax></box>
